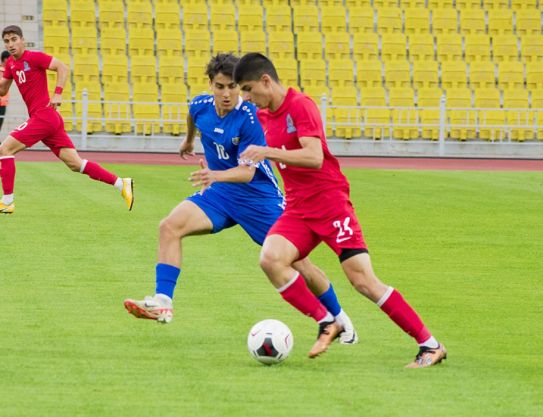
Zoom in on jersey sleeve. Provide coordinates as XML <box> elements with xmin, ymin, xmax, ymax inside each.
<box><xmin>291</xmin><ymin>95</ymin><xmax>323</xmax><ymax>139</ymax></box>
<box><xmin>31</xmin><ymin>51</ymin><xmax>54</xmax><ymax>70</ymax></box>
<box><xmin>237</xmin><ymin>103</ymin><xmax>266</xmax><ymax>156</ymax></box>
<box><xmin>188</xmin><ymin>94</ymin><xmax>210</xmax><ymax>121</ymax></box>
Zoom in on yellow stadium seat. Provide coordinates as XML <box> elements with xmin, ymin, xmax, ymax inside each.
<box><xmin>189</xmin><ymin>83</ymin><xmax>210</xmax><ymax>96</ymax></box>
<box><xmin>503</xmin><ymin>88</ymin><xmax>533</xmax><ymax>141</ymax></box>
<box><xmin>427</xmin><ymin>0</ymin><xmax>454</xmax><ymax>7</ymax></box>
<box><xmin>303</xmin><ymin>86</ymin><xmax>330</xmax><ymax>107</ymax></box>
<box><xmin>384</xmin><ymin>59</ymin><xmax>411</xmax><ymax>88</ymax></box>
<box><xmin>127</xmin><ymin>2</ymin><xmax>153</xmax><ymax>29</ymax></box>
<box><xmin>72</xmin><ymin>27</ymin><xmax>98</xmax><ymax>56</ymax></box>
<box><xmin>464</xmin><ymin>34</ymin><xmax>491</xmax><ymax>63</ymax></box>
<box><xmin>456</xmin><ymin>0</ymin><xmax>483</xmax><ymax>9</ymax></box>
<box><xmin>43</xmin><ymin>7</ymin><xmax>68</xmax><ymax>28</ymax></box>
<box><xmin>432</xmin><ymin>8</ymin><xmax>458</xmax><ymax>35</ymax></box>
<box><xmin>526</xmin><ymin>62</ymin><xmax>543</xmax><ymax>89</ymax></box>
<box><xmin>186</xmin><ymin>58</ymin><xmax>209</xmax><ymax>90</ymax></box>
<box><xmin>402</xmin><ymin>0</ymin><xmax>425</xmax><ymax>7</ymax></box>
<box><xmin>418</xmin><ymin>87</ymin><xmax>443</xmax><ymax>140</ymax></box>
<box><xmin>320</xmin><ymin>0</ymin><xmax>346</xmax><ymax>6</ymax></box>
<box><xmin>292</xmin><ymin>5</ymin><xmax>319</xmax><ymax>33</ymax></box>
<box><xmin>482</xmin><ymin>0</ymin><xmax>509</xmax><ymax>9</ymax></box>
<box><xmin>330</xmin><ymin>87</ymin><xmax>361</xmax><ymax>139</ymax></box>
<box><xmin>475</xmin><ymin>87</ymin><xmax>505</xmax><ymax>140</ymax></box>
<box><xmin>498</xmin><ymin>61</ymin><xmax>524</xmax><ymax>89</ymax></box>
<box><xmin>441</xmin><ymin>61</ymin><xmax>468</xmax><ymax>88</ymax></box>
<box><xmin>133</xmin><ymin>85</ymin><xmax>161</xmax><ymax>135</ymax></box>
<box><xmin>374</xmin><ymin>0</ymin><xmax>400</xmax><ymax>7</ymax></box>
<box><xmin>324</xmin><ymin>32</ymin><xmax>351</xmax><ymax>60</ymax></box>
<box><xmin>131</xmin><ymin>56</ymin><xmax>157</xmax><ymax>84</ymax></box>
<box><xmin>469</xmin><ymin>61</ymin><xmax>496</xmax><ymax>88</ymax></box>
<box><xmin>162</xmin><ymin>85</ymin><xmax>189</xmax><ymax>136</ymax></box>
<box><xmin>73</xmin><ymin>55</ymin><xmax>100</xmax><ymax>84</ymax></box>
<box><xmin>353</xmin><ymin>32</ymin><xmax>379</xmax><ymax>61</ymax></box>
<box><xmin>265</xmin><ymin>5</ymin><xmax>292</xmax><ymax>33</ymax></box>
<box><xmin>102</xmin><ymin>55</ymin><xmax>128</xmax><ymax>84</ymax></box>
<box><xmin>436</xmin><ymin>34</ymin><xmax>463</xmax><ymax>62</ymax></box>
<box><xmin>44</xmin><ymin>0</ymin><xmax>67</xmax><ymax>12</ymax></box>
<box><xmin>389</xmin><ymin>87</ymin><xmax>419</xmax><ymax>140</ymax></box>
<box><xmin>349</xmin><ymin>7</ymin><xmax>375</xmax><ymax>34</ymax></box>
<box><xmin>274</xmin><ymin>58</ymin><xmax>299</xmax><ymax>87</ymax></box>
<box><xmin>183</xmin><ymin>4</ymin><xmax>208</xmax><ymax>32</ymax></box>
<box><xmin>156</xmin><ymin>29</ymin><xmax>183</xmax><ymax>57</ymax></box>
<box><xmin>210</xmin><ymin>5</ymin><xmax>236</xmax><ymax>32</ymax></box>
<box><xmin>71</xmin><ymin>9</ymin><xmax>96</xmax><ymax>28</ymax></box>
<box><xmin>240</xmin><ymin>30</ymin><xmax>266</xmax><ymax>54</ymax></box>
<box><xmin>213</xmin><ymin>30</ymin><xmax>239</xmax><ymax>55</ymax></box>
<box><xmin>510</xmin><ymin>0</ymin><xmax>538</xmax><ymax>10</ymax></box>
<box><xmin>156</xmin><ymin>9</ymin><xmax>180</xmax><ymax>31</ymax></box>
<box><xmin>446</xmin><ymin>87</ymin><xmax>475</xmax><ymax>140</ymax></box>
<box><xmin>98</xmin><ymin>3</ymin><xmax>123</xmax><ymax>29</ymax></box>
<box><xmin>128</xmin><ymin>28</ymin><xmax>154</xmax><ymax>56</ymax></box>
<box><xmin>43</xmin><ymin>26</ymin><xmax>70</xmax><ymax>56</ymax></box>
<box><xmin>532</xmin><ymin>89</ymin><xmax>543</xmax><ymax>107</ymax></box>
<box><xmin>329</xmin><ymin>59</ymin><xmax>356</xmax><ymax>88</ymax></box>
<box><xmin>408</xmin><ymin>34</ymin><xmax>435</xmax><ymax>62</ymax></box>
<box><xmin>269</xmin><ymin>32</ymin><xmax>295</xmax><ymax>60</ymax></box>
<box><xmin>413</xmin><ymin>60</ymin><xmax>439</xmax><ymax>89</ymax></box>
<box><xmin>185</xmin><ymin>30</ymin><xmax>211</xmax><ymax>59</ymax></box>
<box><xmin>404</xmin><ymin>8</ymin><xmax>431</xmax><ymax>35</ymax></box>
<box><xmin>238</xmin><ymin>6</ymin><xmax>264</xmax><ymax>32</ymax></box>
<box><xmin>356</xmin><ymin>59</ymin><xmax>383</xmax><ymax>88</ymax></box>
<box><xmin>158</xmin><ymin>56</ymin><xmax>184</xmax><ymax>85</ymax></box>
<box><xmin>321</xmin><ymin>7</ymin><xmax>347</xmax><ymax>33</ymax></box>
<box><xmin>71</xmin><ymin>0</ymin><xmax>93</xmax><ymax>11</ymax></box>
<box><xmin>381</xmin><ymin>33</ymin><xmax>408</xmax><ymax>61</ymax></box>
<box><xmin>487</xmin><ymin>10</ymin><xmax>514</xmax><ymax>36</ymax></box>
<box><xmin>299</xmin><ymin>59</ymin><xmax>326</xmax><ymax>88</ymax></box>
<box><xmin>459</xmin><ymin>9</ymin><xmax>486</xmax><ymax>35</ymax></box>
<box><xmin>297</xmin><ymin>32</ymin><xmax>323</xmax><ymax>60</ymax></box>
<box><xmin>289</xmin><ymin>0</ymin><xmax>313</xmax><ymax>5</ymax></box>
<box><xmin>377</xmin><ymin>7</ymin><xmax>403</xmax><ymax>34</ymax></box>
<box><xmin>360</xmin><ymin>87</ymin><xmax>390</xmax><ymax>139</ymax></box>
<box><xmin>492</xmin><ymin>34</ymin><xmax>519</xmax><ymax>62</ymax></box>
<box><xmin>103</xmin><ymin>83</ymin><xmax>131</xmax><ymax>135</ymax></box>
<box><xmin>520</xmin><ymin>35</ymin><xmax>543</xmax><ymax>62</ymax></box>
<box><xmin>515</xmin><ymin>10</ymin><xmax>542</xmax><ymax>36</ymax></box>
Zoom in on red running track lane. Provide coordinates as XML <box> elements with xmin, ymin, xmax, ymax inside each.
<box><xmin>15</xmin><ymin>150</ymin><xmax>543</xmax><ymax>171</ymax></box>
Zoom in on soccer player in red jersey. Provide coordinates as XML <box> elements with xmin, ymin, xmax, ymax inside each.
<box><xmin>234</xmin><ymin>53</ymin><xmax>447</xmax><ymax>368</ymax></box>
<box><xmin>0</xmin><ymin>26</ymin><xmax>134</xmax><ymax>214</ymax></box>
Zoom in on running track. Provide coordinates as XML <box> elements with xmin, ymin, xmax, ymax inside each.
<box><xmin>16</xmin><ymin>150</ymin><xmax>543</xmax><ymax>171</ymax></box>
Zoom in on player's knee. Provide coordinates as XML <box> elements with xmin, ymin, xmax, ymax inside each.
<box><xmin>67</xmin><ymin>162</ymin><xmax>80</xmax><ymax>172</ymax></box>
<box><xmin>159</xmin><ymin>217</ymin><xmax>185</xmax><ymax>239</ymax></box>
<box><xmin>259</xmin><ymin>248</ymin><xmax>283</xmax><ymax>273</ymax></box>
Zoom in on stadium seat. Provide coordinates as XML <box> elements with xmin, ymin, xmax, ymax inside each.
<box><xmin>360</xmin><ymin>87</ymin><xmax>390</xmax><ymax>139</ymax></box>
<box><xmin>71</xmin><ymin>0</ymin><xmax>93</xmax><ymax>11</ymax></box>
<box><xmin>302</xmin><ymin>86</ymin><xmax>330</xmax><ymax>106</ymax></box>
<box><xmin>356</xmin><ymin>59</ymin><xmax>383</xmax><ymax>88</ymax></box>
<box><xmin>71</xmin><ymin>8</ymin><xmax>96</xmax><ymax>28</ymax></box>
<box><xmin>381</xmin><ymin>33</ymin><xmax>408</xmax><ymax>61</ymax></box>
<box><xmin>510</xmin><ymin>0</ymin><xmax>538</xmax><ymax>10</ymax></box>
<box><xmin>533</xmin><ymin>89</ymin><xmax>543</xmax><ymax>108</ymax></box>
<box><xmin>320</xmin><ymin>0</ymin><xmax>346</xmax><ymax>6</ymax></box>
<box><xmin>475</xmin><ymin>87</ymin><xmax>505</xmax><ymax>140</ymax></box>
<box><xmin>515</xmin><ymin>10</ymin><xmax>542</xmax><ymax>36</ymax></box>
<box><xmin>296</xmin><ymin>32</ymin><xmax>323</xmax><ymax>60</ymax></box>
<box><xmin>269</xmin><ymin>32</ymin><xmax>295</xmax><ymax>60</ymax></box>
<box><xmin>534</xmin><ymin>94</ymin><xmax>543</xmax><ymax>140</ymax></box>
<box><xmin>265</xmin><ymin>5</ymin><xmax>292</xmax><ymax>33</ymax></box>
<box><xmin>348</xmin><ymin>7</ymin><xmax>375</xmax><ymax>34</ymax></box>
<box><xmin>210</xmin><ymin>5</ymin><xmax>236</xmax><ymax>32</ymax></box>
<box><xmin>183</xmin><ymin>4</ymin><xmax>209</xmax><ymax>32</ymax></box>
<box><xmin>436</xmin><ymin>34</ymin><xmax>463</xmax><ymax>62</ymax></box>
<box><xmin>418</xmin><ymin>87</ymin><xmax>443</xmax><ymax>140</ymax></box>
<box><xmin>492</xmin><ymin>34</ymin><xmax>519</xmax><ymax>62</ymax></box>
<box><xmin>459</xmin><ymin>9</ymin><xmax>486</xmax><ymax>35</ymax></box>
<box><xmin>186</xmin><ymin>58</ymin><xmax>210</xmax><ymax>91</ymax></box>
<box><xmin>352</xmin><ymin>32</ymin><xmax>379</xmax><ymax>61</ymax></box>
<box><xmin>389</xmin><ymin>87</ymin><xmax>419</xmax><ymax>140</ymax></box>
<box><xmin>43</xmin><ymin>25</ymin><xmax>70</xmax><ymax>56</ymax></box>
<box><xmin>162</xmin><ymin>89</ymin><xmax>189</xmax><ymax>136</ymax></box>
<box><xmin>156</xmin><ymin>29</ymin><xmax>183</xmax><ymax>57</ymax></box>
<box><xmin>377</xmin><ymin>7</ymin><xmax>403</xmax><ymax>34</ymax></box>
<box><xmin>103</xmin><ymin>83</ymin><xmax>131</xmax><ymax>134</ymax></box>
<box><xmin>72</xmin><ymin>27</ymin><xmax>98</xmax><ymax>56</ymax></box>
<box><xmin>133</xmin><ymin>84</ymin><xmax>161</xmax><ymax>135</ymax></box>
<box><xmin>73</xmin><ymin>54</ymin><xmax>100</xmax><ymax>84</ymax></box>
<box><xmin>155</xmin><ymin>7</ymin><xmax>180</xmax><ymax>31</ymax></box>
<box><xmin>185</xmin><ymin>30</ymin><xmax>211</xmax><ymax>59</ymax></box>
<box><xmin>470</xmin><ymin>61</ymin><xmax>496</xmax><ymax>88</ymax></box>
<box><xmin>238</xmin><ymin>6</ymin><xmax>264</xmax><ymax>32</ymax></box>
<box><xmin>455</xmin><ymin>0</ymin><xmax>482</xmax><ymax>9</ymax></box>
<box><xmin>520</xmin><ymin>35</ymin><xmax>543</xmax><ymax>62</ymax></box>
<box><xmin>263</xmin><ymin>0</ymin><xmax>290</xmax><ymax>5</ymax></box>
<box><xmin>413</xmin><ymin>60</ymin><xmax>439</xmax><ymax>89</ymax></box>
<box><xmin>213</xmin><ymin>30</ymin><xmax>239</xmax><ymax>55</ymax></box>
<box><xmin>402</xmin><ymin>0</ymin><xmax>425</xmax><ymax>7</ymax></box>
<box><xmin>131</xmin><ymin>56</ymin><xmax>157</xmax><ymax>84</ymax></box>
<box><xmin>404</xmin><ymin>8</ymin><xmax>431</xmax><ymax>35</ymax></box>
<box><xmin>158</xmin><ymin>56</ymin><xmax>184</xmax><ymax>85</ymax></box>
<box><xmin>292</xmin><ymin>5</ymin><xmax>319</xmax><ymax>33</ymax></box>
<box><xmin>464</xmin><ymin>34</ymin><xmax>492</xmax><ymax>63</ymax></box>
<box><xmin>408</xmin><ymin>34</ymin><xmax>435</xmax><ymax>62</ymax></box>
<box><xmin>299</xmin><ymin>58</ymin><xmax>327</xmax><ymax>88</ymax></box>
<box><xmin>526</xmin><ymin>62</ymin><xmax>543</xmax><ymax>89</ymax></box>
<box><xmin>503</xmin><ymin>88</ymin><xmax>533</xmax><ymax>141</ymax></box>
<box><xmin>43</xmin><ymin>0</ymin><xmax>68</xmax><ymax>27</ymax></box>
<box><xmin>240</xmin><ymin>30</ymin><xmax>267</xmax><ymax>55</ymax></box>
<box><xmin>384</xmin><ymin>60</ymin><xmax>411</xmax><ymax>88</ymax></box>
<box><xmin>497</xmin><ymin>61</ymin><xmax>525</xmax><ymax>89</ymax></box>
<box><xmin>321</xmin><ymin>6</ymin><xmax>347</xmax><ymax>33</ymax></box>
<box><xmin>487</xmin><ymin>10</ymin><xmax>514</xmax><ymax>36</ymax></box>
<box><xmin>274</xmin><ymin>58</ymin><xmax>299</xmax><ymax>87</ymax></box>
<box><xmin>446</xmin><ymin>87</ymin><xmax>475</xmax><ymax>140</ymax></box>
<box><xmin>127</xmin><ymin>2</ymin><xmax>153</xmax><ymax>29</ymax></box>
<box><xmin>482</xmin><ymin>0</ymin><xmax>509</xmax><ymax>9</ymax></box>
<box><xmin>102</xmin><ymin>55</ymin><xmax>129</xmax><ymax>84</ymax></box>
<box><xmin>324</xmin><ymin>32</ymin><xmax>351</xmax><ymax>60</ymax></box>
<box><xmin>128</xmin><ymin>28</ymin><xmax>155</xmax><ymax>56</ymax></box>
<box><xmin>98</xmin><ymin>1</ymin><xmax>124</xmax><ymax>29</ymax></box>
<box><xmin>330</xmin><ymin>87</ymin><xmax>361</xmax><ymax>139</ymax></box>
<box><xmin>441</xmin><ymin>61</ymin><xmax>469</xmax><ymax>89</ymax></box>
<box><xmin>427</xmin><ymin>0</ymin><xmax>454</xmax><ymax>7</ymax></box>
<box><xmin>432</xmin><ymin>8</ymin><xmax>458</xmax><ymax>35</ymax></box>
<box><xmin>328</xmin><ymin>59</ymin><xmax>356</xmax><ymax>88</ymax></box>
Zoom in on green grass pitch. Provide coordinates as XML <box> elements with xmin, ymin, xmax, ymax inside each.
<box><xmin>1</xmin><ymin>161</ymin><xmax>542</xmax><ymax>417</ymax></box>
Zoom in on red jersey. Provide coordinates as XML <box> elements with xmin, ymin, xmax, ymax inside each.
<box><xmin>257</xmin><ymin>88</ymin><xmax>350</xmax><ymax>211</ymax></box>
<box><xmin>2</xmin><ymin>50</ymin><xmax>53</xmax><ymax>116</ymax></box>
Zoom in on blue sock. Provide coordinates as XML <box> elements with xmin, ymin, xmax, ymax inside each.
<box><xmin>318</xmin><ymin>283</ymin><xmax>342</xmax><ymax>316</ymax></box>
<box><xmin>155</xmin><ymin>263</ymin><xmax>181</xmax><ymax>299</ymax></box>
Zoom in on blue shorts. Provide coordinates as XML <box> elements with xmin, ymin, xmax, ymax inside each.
<box><xmin>186</xmin><ymin>185</ymin><xmax>284</xmax><ymax>245</ymax></box>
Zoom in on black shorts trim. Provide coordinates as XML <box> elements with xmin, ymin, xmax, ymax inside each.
<box><xmin>339</xmin><ymin>248</ymin><xmax>368</xmax><ymax>263</ymax></box>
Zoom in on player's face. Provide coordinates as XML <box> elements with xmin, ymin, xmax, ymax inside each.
<box><xmin>210</xmin><ymin>72</ymin><xmax>240</xmax><ymax>116</ymax></box>
<box><xmin>239</xmin><ymin>78</ymin><xmax>271</xmax><ymax>109</ymax></box>
<box><xmin>3</xmin><ymin>33</ymin><xmax>24</xmax><ymax>59</ymax></box>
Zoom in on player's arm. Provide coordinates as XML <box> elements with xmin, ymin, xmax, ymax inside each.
<box><xmin>189</xmin><ymin>158</ymin><xmax>256</xmax><ymax>188</ymax></box>
<box><xmin>48</xmin><ymin>57</ymin><xmax>69</xmax><ymax>108</ymax></box>
<box><xmin>179</xmin><ymin>113</ymin><xmax>196</xmax><ymax>159</ymax></box>
<box><xmin>240</xmin><ymin>137</ymin><xmax>324</xmax><ymax>169</ymax></box>
<box><xmin>0</xmin><ymin>77</ymin><xmax>12</xmax><ymax>97</ymax></box>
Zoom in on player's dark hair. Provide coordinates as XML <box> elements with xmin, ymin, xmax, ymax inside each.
<box><xmin>2</xmin><ymin>25</ymin><xmax>23</xmax><ymax>39</ymax></box>
<box><xmin>1</xmin><ymin>50</ymin><xmax>10</xmax><ymax>62</ymax></box>
<box><xmin>233</xmin><ymin>53</ymin><xmax>280</xmax><ymax>84</ymax></box>
<box><xmin>205</xmin><ymin>53</ymin><xmax>240</xmax><ymax>81</ymax></box>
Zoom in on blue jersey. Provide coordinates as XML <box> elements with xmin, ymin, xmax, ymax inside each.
<box><xmin>189</xmin><ymin>95</ymin><xmax>283</xmax><ymax>202</ymax></box>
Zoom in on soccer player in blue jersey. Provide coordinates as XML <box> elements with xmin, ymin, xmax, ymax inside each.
<box><xmin>124</xmin><ymin>53</ymin><xmax>357</xmax><ymax>348</ymax></box>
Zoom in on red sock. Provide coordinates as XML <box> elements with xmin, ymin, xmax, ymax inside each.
<box><xmin>0</xmin><ymin>156</ymin><xmax>16</xmax><ymax>195</ymax></box>
<box><xmin>279</xmin><ymin>274</ymin><xmax>328</xmax><ymax>322</ymax></box>
<box><xmin>82</xmin><ymin>160</ymin><xmax>118</xmax><ymax>185</ymax></box>
<box><xmin>379</xmin><ymin>288</ymin><xmax>432</xmax><ymax>344</ymax></box>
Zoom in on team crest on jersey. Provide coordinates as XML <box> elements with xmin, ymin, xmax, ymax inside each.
<box><xmin>286</xmin><ymin>114</ymin><xmax>296</xmax><ymax>133</ymax></box>
<box><xmin>231</xmin><ymin>137</ymin><xmax>240</xmax><ymax>145</ymax></box>
<box><xmin>23</xmin><ymin>61</ymin><xmax>30</xmax><ymax>71</ymax></box>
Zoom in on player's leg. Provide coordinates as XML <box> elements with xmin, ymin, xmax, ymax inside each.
<box><xmin>0</xmin><ymin>135</ymin><xmax>26</xmax><ymax>213</ymax></box>
<box><xmin>56</xmin><ymin>147</ymin><xmax>134</xmax><ymax>210</ymax></box>
<box><xmin>292</xmin><ymin>257</ymin><xmax>359</xmax><ymax>344</ymax></box>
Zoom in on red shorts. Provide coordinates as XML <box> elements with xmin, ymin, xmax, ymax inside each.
<box><xmin>10</xmin><ymin>108</ymin><xmax>75</xmax><ymax>157</ymax></box>
<box><xmin>268</xmin><ymin>193</ymin><xmax>367</xmax><ymax>260</ymax></box>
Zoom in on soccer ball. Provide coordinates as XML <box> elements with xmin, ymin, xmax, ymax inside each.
<box><xmin>247</xmin><ymin>319</ymin><xmax>294</xmax><ymax>365</ymax></box>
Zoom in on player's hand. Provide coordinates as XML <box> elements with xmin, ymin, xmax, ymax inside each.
<box><xmin>189</xmin><ymin>159</ymin><xmax>213</xmax><ymax>195</ymax></box>
<box><xmin>239</xmin><ymin>145</ymin><xmax>267</xmax><ymax>166</ymax></box>
<box><xmin>179</xmin><ymin>138</ymin><xmax>195</xmax><ymax>160</ymax></box>
<box><xmin>49</xmin><ymin>93</ymin><xmax>62</xmax><ymax>109</ymax></box>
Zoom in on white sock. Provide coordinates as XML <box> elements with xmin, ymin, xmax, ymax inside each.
<box><xmin>2</xmin><ymin>194</ymin><xmax>14</xmax><ymax>205</ymax></box>
<box><xmin>334</xmin><ymin>309</ymin><xmax>346</xmax><ymax>327</ymax></box>
<box><xmin>318</xmin><ymin>311</ymin><xmax>334</xmax><ymax>324</ymax></box>
<box><xmin>114</xmin><ymin>178</ymin><xmax>123</xmax><ymax>191</ymax></box>
<box><xmin>419</xmin><ymin>336</ymin><xmax>439</xmax><ymax>349</ymax></box>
